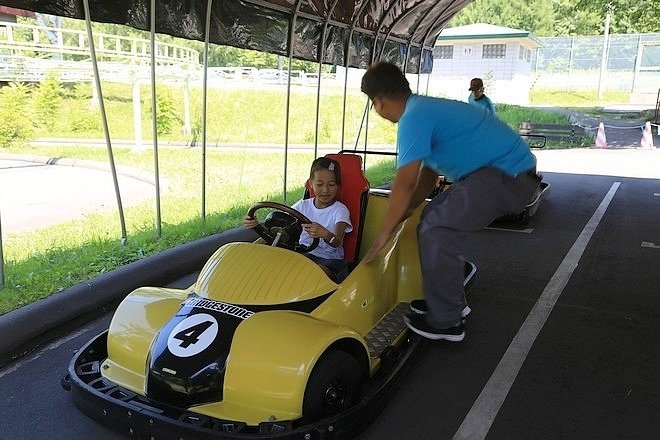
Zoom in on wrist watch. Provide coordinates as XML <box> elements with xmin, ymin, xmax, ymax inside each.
<box><xmin>328</xmin><ymin>234</ymin><xmax>337</xmax><ymax>245</ymax></box>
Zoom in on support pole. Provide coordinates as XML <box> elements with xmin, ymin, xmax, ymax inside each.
<box><xmin>90</xmin><ymin>79</ymin><xmax>99</xmax><ymax>108</ymax></box>
<box><xmin>183</xmin><ymin>78</ymin><xmax>191</xmax><ymax>135</ymax></box>
<box><xmin>597</xmin><ymin>4</ymin><xmax>612</xmax><ymax>100</ymax></box>
<box><xmin>567</xmin><ymin>36</ymin><xmax>575</xmax><ymax>91</ymax></box>
<box><xmin>132</xmin><ymin>79</ymin><xmax>143</xmax><ymax>152</ymax></box>
<box><xmin>82</xmin><ymin>0</ymin><xmax>127</xmax><ymax>244</ymax></box>
<box><xmin>314</xmin><ymin>0</ymin><xmax>341</xmax><ymax>157</ymax></box>
<box><xmin>631</xmin><ymin>35</ymin><xmax>643</xmax><ymax>93</ymax></box>
<box><xmin>200</xmin><ymin>0</ymin><xmax>213</xmax><ymax>220</ymax></box>
<box><xmin>314</xmin><ymin>37</ymin><xmax>327</xmax><ymax>158</ymax></box>
<box><xmin>149</xmin><ymin>0</ymin><xmax>162</xmax><ymax>237</ymax></box>
<box><xmin>0</xmin><ymin>209</ymin><xmax>4</xmax><ymax>289</ymax></box>
<box><xmin>283</xmin><ymin>0</ymin><xmax>305</xmax><ymax>203</ymax></box>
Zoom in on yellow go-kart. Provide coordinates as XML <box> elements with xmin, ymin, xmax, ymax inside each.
<box><xmin>65</xmin><ymin>153</ymin><xmax>477</xmax><ymax>439</ymax></box>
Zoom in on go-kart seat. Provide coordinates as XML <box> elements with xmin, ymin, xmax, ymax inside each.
<box><xmin>304</xmin><ymin>153</ymin><xmax>370</xmax><ymax>264</ymax></box>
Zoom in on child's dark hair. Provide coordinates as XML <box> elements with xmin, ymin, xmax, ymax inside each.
<box><xmin>310</xmin><ymin>157</ymin><xmax>341</xmax><ymax>185</ymax></box>
<box><xmin>361</xmin><ymin>61</ymin><xmax>411</xmax><ymax>100</ymax></box>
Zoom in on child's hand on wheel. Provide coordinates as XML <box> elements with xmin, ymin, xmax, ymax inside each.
<box><xmin>243</xmin><ymin>216</ymin><xmax>259</xmax><ymax>229</ymax></box>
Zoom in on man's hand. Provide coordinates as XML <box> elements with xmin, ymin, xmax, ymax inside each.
<box><xmin>362</xmin><ymin>160</ymin><xmax>422</xmax><ymax>263</ymax></box>
<box><xmin>362</xmin><ymin>231</ymin><xmax>393</xmax><ymax>264</ymax></box>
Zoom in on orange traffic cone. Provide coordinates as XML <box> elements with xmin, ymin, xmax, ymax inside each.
<box><xmin>640</xmin><ymin>121</ymin><xmax>654</xmax><ymax>149</ymax></box>
<box><xmin>595</xmin><ymin>122</ymin><xmax>607</xmax><ymax>149</ymax></box>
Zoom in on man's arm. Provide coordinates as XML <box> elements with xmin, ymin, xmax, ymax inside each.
<box><xmin>405</xmin><ymin>166</ymin><xmax>438</xmax><ymax>217</ymax></box>
<box><xmin>362</xmin><ymin>160</ymin><xmax>421</xmax><ymax>263</ymax></box>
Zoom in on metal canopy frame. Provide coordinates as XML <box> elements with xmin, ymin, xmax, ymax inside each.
<box><xmin>1</xmin><ymin>0</ymin><xmax>472</xmax><ymax>73</ymax></box>
<box><xmin>0</xmin><ymin>0</ymin><xmax>471</xmax><ymax>283</ymax></box>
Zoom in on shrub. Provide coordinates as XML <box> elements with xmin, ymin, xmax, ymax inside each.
<box><xmin>150</xmin><ymin>89</ymin><xmax>178</xmax><ymax>135</ymax></box>
<box><xmin>70</xmin><ymin>112</ymin><xmax>101</xmax><ymax>132</ymax></box>
<box><xmin>0</xmin><ymin>83</ymin><xmax>34</xmax><ymax>148</ymax></box>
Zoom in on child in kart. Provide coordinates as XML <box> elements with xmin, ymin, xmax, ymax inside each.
<box><xmin>243</xmin><ymin>157</ymin><xmax>353</xmax><ymax>282</ymax></box>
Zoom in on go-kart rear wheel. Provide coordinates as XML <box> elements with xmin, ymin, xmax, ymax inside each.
<box><xmin>302</xmin><ymin>349</ymin><xmax>362</xmax><ymax>422</ymax></box>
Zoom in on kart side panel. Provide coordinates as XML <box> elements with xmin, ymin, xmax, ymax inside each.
<box><xmin>190</xmin><ymin>310</ymin><xmax>368</xmax><ymax>424</ymax></box>
<box><xmin>358</xmin><ymin>190</ymin><xmax>425</xmax><ymax>301</ymax></box>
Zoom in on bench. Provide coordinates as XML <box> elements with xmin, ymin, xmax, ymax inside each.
<box><xmin>518</xmin><ymin>122</ymin><xmax>588</xmax><ymax>148</ymax></box>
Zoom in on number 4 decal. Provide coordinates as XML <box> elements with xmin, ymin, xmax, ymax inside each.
<box><xmin>167</xmin><ymin>313</ymin><xmax>219</xmax><ymax>357</ymax></box>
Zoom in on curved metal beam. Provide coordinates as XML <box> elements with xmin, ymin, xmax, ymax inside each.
<box><xmin>314</xmin><ymin>0</ymin><xmax>342</xmax><ymax>156</ymax></box>
<box><xmin>200</xmin><ymin>0</ymin><xmax>213</xmax><ymax>219</ymax></box>
<box><xmin>402</xmin><ymin>0</ymin><xmax>448</xmax><ymax>73</ymax></box>
<box><xmin>150</xmin><ymin>0</ymin><xmax>162</xmax><ymax>237</ymax></box>
<box><xmin>377</xmin><ymin>1</ymin><xmax>437</xmax><ymax>62</ymax></box>
<box><xmin>282</xmin><ymin>0</ymin><xmax>306</xmax><ymax>202</ymax></box>
<box><xmin>370</xmin><ymin>0</ymin><xmax>405</xmax><ymax>64</ymax></box>
<box><xmin>415</xmin><ymin>0</ymin><xmax>463</xmax><ymax>91</ymax></box>
<box><xmin>0</xmin><ymin>210</ymin><xmax>4</xmax><ymax>288</ymax></box>
<box><xmin>340</xmin><ymin>0</ymin><xmax>376</xmax><ymax>150</ymax></box>
<box><xmin>82</xmin><ymin>0</ymin><xmax>127</xmax><ymax>244</ymax></box>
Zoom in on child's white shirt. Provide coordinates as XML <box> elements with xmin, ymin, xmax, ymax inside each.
<box><xmin>291</xmin><ymin>198</ymin><xmax>353</xmax><ymax>260</ymax></box>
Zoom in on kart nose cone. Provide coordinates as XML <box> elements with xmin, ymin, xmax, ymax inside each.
<box><xmin>147</xmin><ymin>359</ymin><xmax>226</xmax><ymax>407</ymax></box>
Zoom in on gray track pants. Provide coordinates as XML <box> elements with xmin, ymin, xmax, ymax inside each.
<box><xmin>418</xmin><ymin>167</ymin><xmax>539</xmax><ymax>328</ymax></box>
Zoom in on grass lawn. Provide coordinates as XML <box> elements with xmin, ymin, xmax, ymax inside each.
<box><xmin>0</xmin><ymin>145</ymin><xmax>396</xmax><ymax>314</ymax></box>
<box><xmin>0</xmin><ymin>82</ymin><xmax>578</xmax><ymax>314</ymax></box>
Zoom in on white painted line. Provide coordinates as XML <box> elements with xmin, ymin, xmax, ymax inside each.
<box><xmin>641</xmin><ymin>241</ymin><xmax>660</xmax><ymax>249</ymax></box>
<box><xmin>453</xmin><ymin>181</ymin><xmax>621</xmax><ymax>440</ymax></box>
<box><xmin>486</xmin><ymin>226</ymin><xmax>534</xmax><ymax>234</ymax></box>
<box><xmin>653</xmin><ymin>193</ymin><xmax>660</xmax><ymax>197</ymax></box>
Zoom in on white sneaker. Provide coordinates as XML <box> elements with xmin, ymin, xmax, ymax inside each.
<box><xmin>409</xmin><ymin>299</ymin><xmax>471</xmax><ymax>322</ymax></box>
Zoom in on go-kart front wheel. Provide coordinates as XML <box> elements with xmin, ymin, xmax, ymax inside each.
<box><xmin>302</xmin><ymin>349</ymin><xmax>362</xmax><ymax>423</ymax></box>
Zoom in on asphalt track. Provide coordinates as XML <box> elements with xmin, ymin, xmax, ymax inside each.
<box><xmin>0</xmin><ymin>154</ymin><xmax>157</xmax><ymax>235</ymax></box>
<box><xmin>1</xmin><ymin>158</ymin><xmax>659</xmax><ymax>439</ymax></box>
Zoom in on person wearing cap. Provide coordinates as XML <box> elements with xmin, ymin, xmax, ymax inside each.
<box><xmin>360</xmin><ymin>62</ymin><xmax>538</xmax><ymax>342</ymax></box>
<box><xmin>468</xmin><ymin>77</ymin><xmax>496</xmax><ymax>114</ymax></box>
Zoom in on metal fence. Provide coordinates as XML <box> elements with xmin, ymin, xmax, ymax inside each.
<box><xmin>532</xmin><ymin>33</ymin><xmax>660</xmax><ymax>93</ymax></box>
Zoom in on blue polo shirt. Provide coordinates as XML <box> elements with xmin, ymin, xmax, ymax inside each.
<box><xmin>397</xmin><ymin>95</ymin><xmax>535</xmax><ymax>181</ymax></box>
<box><xmin>468</xmin><ymin>94</ymin><xmax>496</xmax><ymax>114</ymax></box>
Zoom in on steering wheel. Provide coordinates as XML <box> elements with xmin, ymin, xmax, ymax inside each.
<box><xmin>247</xmin><ymin>201</ymin><xmax>319</xmax><ymax>253</ymax></box>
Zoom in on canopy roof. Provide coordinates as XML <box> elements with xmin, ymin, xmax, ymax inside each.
<box><xmin>1</xmin><ymin>0</ymin><xmax>472</xmax><ymax>73</ymax></box>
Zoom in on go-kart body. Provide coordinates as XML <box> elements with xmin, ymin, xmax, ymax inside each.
<box><xmin>67</xmin><ymin>184</ymin><xmax>477</xmax><ymax>439</ymax></box>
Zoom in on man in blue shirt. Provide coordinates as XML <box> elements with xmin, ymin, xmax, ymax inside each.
<box><xmin>361</xmin><ymin>62</ymin><xmax>538</xmax><ymax>342</ymax></box>
<box><xmin>468</xmin><ymin>77</ymin><xmax>496</xmax><ymax>114</ymax></box>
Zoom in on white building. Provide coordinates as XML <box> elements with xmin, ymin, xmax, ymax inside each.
<box><xmin>431</xmin><ymin>23</ymin><xmax>541</xmax><ymax>105</ymax></box>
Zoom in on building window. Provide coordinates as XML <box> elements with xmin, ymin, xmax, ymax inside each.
<box><xmin>435</xmin><ymin>45</ymin><xmax>454</xmax><ymax>59</ymax></box>
<box><xmin>519</xmin><ymin>46</ymin><xmax>532</xmax><ymax>62</ymax></box>
<box><xmin>483</xmin><ymin>44</ymin><xmax>506</xmax><ymax>59</ymax></box>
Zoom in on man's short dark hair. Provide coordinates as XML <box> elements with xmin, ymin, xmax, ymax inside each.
<box><xmin>361</xmin><ymin>62</ymin><xmax>412</xmax><ymax>100</ymax></box>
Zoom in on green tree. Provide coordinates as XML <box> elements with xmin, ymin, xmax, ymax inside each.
<box><xmin>450</xmin><ymin>0</ymin><xmax>556</xmax><ymax>36</ymax></box>
<box><xmin>33</xmin><ymin>72</ymin><xmax>63</xmax><ymax>130</ymax></box>
<box><xmin>574</xmin><ymin>0</ymin><xmax>659</xmax><ymax>34</ymax></box>
<box><xmin>449</xmin><ymin>0</ymin><xmax>660</xmax><ymax>36</ymax></box>
<box><xmin>551</xmin><ymin>0</ymin><xmax>602</xmax><ymax>36</ymax></box>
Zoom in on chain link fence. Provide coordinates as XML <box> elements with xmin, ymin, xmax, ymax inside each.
<box><xmin>532</xmin><ymin>33</ymin><xmax>660</xmax><ymax>94</ymax></box>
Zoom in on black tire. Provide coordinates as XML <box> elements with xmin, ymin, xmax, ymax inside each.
<box><xmin>60</xmin><ymin>373</ymin><xmax>71</xmax><ymax>391</ymax></box>
<box><xmin>302</xmin><ymin>349</ymin><xmax>363</xmax><ymax>422</ymax></box>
